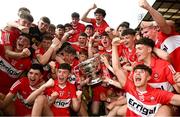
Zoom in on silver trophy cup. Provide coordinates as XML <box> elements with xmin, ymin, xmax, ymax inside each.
<box><xmin>78</xmin><ymin>55</ymin><xmax>102</xmax><ymax>85</ymax></box>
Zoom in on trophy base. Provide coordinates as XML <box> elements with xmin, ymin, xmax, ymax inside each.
<box><xmin>88</xmin><ymin>78</ymin><xmax>102</xmax><ymax>85</ymax></box>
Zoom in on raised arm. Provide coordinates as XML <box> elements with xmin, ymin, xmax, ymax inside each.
<box><xmin>112</xmin><ymin>37</ymin><xmax>127</xmax><ymax>87</ymax></box>
<box><xmin>100</xmin><ymin>54</ymin><xmax>115</xmax><ymax>74</ymax></box>
<box><xmin>170</xmin><ymin>94</ymin><xmax>180</xmax><ymax>106</ymax></box>
<box><xmin>25</xmin><ymin>79</ymin><xmax>54</xmax><ymax>104</ymax></box>
<box><xmin>88</xmin><ymin>37</ymin><xmax>95</xmax><ymax>58</ymax></box>
<box><xmin>81</xmin><ymin>3</ymin><xmax>97</xmax><ymax>23</ymax></box>
<box><xmin>0</xmin><ymin>92</ymin><xmax>14</xmax><ymax>109</ymax></box>
<box><xmin>5</xmin><ymin>47</ymin><xmax>31</xmax><ymax>59</ymax></box>
<box><xmin>61</xmin><ymin>30</ymin><xmax>75</xmax><ymax>43</ymax></box>
<box><xmin>103</xmin><ymin>76</ymin><xmax>122</xmax><ymax>89</ymax></box>
<box><xmin>153</xmin><ymin>47</ymin><xmax>170</xmax><ymax>61</ymax></box>
<box><xmin>7</xmin><ymin>21</ymin><xmax>29</xmax><ymax>33</ymax></box>
<box><xmin>36</xmin><ymin>38</ymin><xmax>60</xmax><ymax>65</ymax></box>
<box><xmin>139</xmin><ymin>0</ymin><xmax>171</xmax><ymax>34</ymax></box>
<box><xmin>71</xmin><ymin>90</ymin><xmax>82</xmax><ymax>112</ymax></box>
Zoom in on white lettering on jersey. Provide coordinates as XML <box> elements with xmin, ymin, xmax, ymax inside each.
<box><xmin>148</xmin><ymin>82</ymin><xmax>174</xmax><ymax>92</ymax></box>
<box><xmin>53</xmin><ymin>99</ymin><xmax>71</xmax><ymax>108</ymax></box>
<box><xmin>0</xmin><ymin>56</ymin><xmax>22</xmax><ymax>78</ymax></box>
<box><xmin>126</xmin><ymin>93</ymin><xmax>161</xmax><ymax>116</ymax></box>
<box><xmin>161</xmin><ymin>35</ymin><xmax>180</xmax><ymax>54</ymax></box>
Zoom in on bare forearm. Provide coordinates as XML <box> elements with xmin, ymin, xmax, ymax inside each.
<box><xmin>26</xmin><ymin>86</ymin><xmax>45</xmax><ymax>104</ymax></box>
<box><xmin>37</xmin><ymin>47</ymin><xmax>54</xmax><ymax>65</ymax></box>
<box><xmin>170</xmin><ymin>94</ymin><xmax>180</xmax><ymax>106</ymax></box>
<box><xmin>81</xmin><ymin>9</ymin><xmax>91</xmax><ymax>22</ymax></box>
<box><xmin>104</xmin><ymin>63</ymin><xmax>115</xmax><ymax>74</ymax></box>
<box><xmin>61</xmin><ymin>34</ymin><xmax>69</xmax><ymax>43</ymax></box>
<box><xmin>80</xmin><ymin>79</ymin><xmax>88</xmax><ymax>87</ymax></box>
<box><xmin>153</xmin><ymin>48</ymin><xmax>170</xmax><ymax>61</ymax></box>
<box><xmin>146</xmin><ymin>4</ymin><xmax>171</xmax><ymax>34</ymax></box>
<box><xmin>88</xmin><ymin>45</ymin><xmax>94</xmax><ymax>58</ymax></box>
<box><xmin>108</xmin><ymin>79</ymin><xmax>122</xmax><ymax>89</ymax></box>
<box><xmin>7</xmin><ymin>21</ymin><xmax>19</xmax><ymax>28</ymax></box>
<box><xmin>112</xmin><ymin>45</ymin><xmax>120</xmax><ymax>71</ymax></box>
<box><xmin>72</xmin><ymin>98</ymin><xmax>81</xmax><ymax>112</ymax></box>
<box><xmin>112</xmin><ymin>45</ymin><xmax>126</xmax><ymax>87</ymax></box>
<box><xmin>5</xmin><ymin>49</ymin><xmax>23</xmax><ymax>59</ymax></box>
<box><xmin>1</xmin><ymin>93</ymin><xmax>14</xmax><ymax>109</ymax></box>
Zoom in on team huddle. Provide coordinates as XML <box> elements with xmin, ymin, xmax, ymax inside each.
<box><xmin>0</xmin><ymin>0</ymin><xmax>180</xmax><ymax>116</ymax></box>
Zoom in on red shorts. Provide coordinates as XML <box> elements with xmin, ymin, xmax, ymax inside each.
<box><xmin>92</xmin><ymin>84</ymin><xmax>107</xmax><ymax>101</ymax></box>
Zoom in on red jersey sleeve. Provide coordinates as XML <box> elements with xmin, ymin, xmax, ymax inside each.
<box><xmin>35</xmin><ymin>48</ymin><xmax>44</xmax><ymax>56</ymax></box>
<box><xmin>2</xmin><ymin>28</ymin><xmax>20</xmax><ymax>47</ymax></box>
<box><xmin>44</xmin><ymin>87</ymin><xmax>53</xmax><ymax>96</ymax></box>
<box><xmin>69</xmin><ymin>83</ymin><xmax>77</xmax><ymax>98</ymax></box>
<box><xmin>9</xmin><ymin>77</ymin><xmax>26</xmax><ymax>94</ymax></box>
<box><xmin>90</xmin><ymin>18</ymin><xmax>96</xmax><ymax>25</ymax></box>
<box><xmin>71</xmin><ymin>44</ymin><xmax>80</xmax><ymax>52</ymax></box>
<box><xmin>154</xmin><ymin>89</ymin><xmax>174</xmax><ymax>105</ymax></box>
<box><xmin>166</xmin><ymin>64</ymin><xmax>176</xmax><ymax>85</ymax></box>
<box><xmin>1</xmin><ymin>30</ymin><xmax>12</xmax><ymax>46</ymax></box>
<box><xmin>44</xmin><ymin>80</ymin><xmax>58</xmax><ymax>96</ymax></box>
<box><xmin>123</xmin><ymin>78</ymin><xmax>135</xmax><ymax>92</ymax></box>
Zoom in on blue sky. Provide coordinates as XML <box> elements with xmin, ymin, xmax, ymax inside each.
<box><xmin>0</xmin><ymin>0</ymin><xmax>155</xmax><ymax>29</ymax></box>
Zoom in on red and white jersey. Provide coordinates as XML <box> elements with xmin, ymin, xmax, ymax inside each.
<box><xmin>0</xmin><ymin>45</ymin><xmax>31</xmax><ymax>94</ymax></box>
<box><xmin>71</xmin><ymin>44</ymin><xmax>88</xmax><ymax>55</ymax></box>
<box><xmin>118</xmin><ymin>45</ymin><xmax>137</xmax><ymax>64</ymax></box>
<box><xmin>10</xmin><ymin>77</ymin><xmax>33</xmax><ymax>116</ymax></box>
<box><xmin>71</xmin><ymin>22</ymin><xmax>85</xmax><ymax>34</ymax></box>
<box><xmin>155</xmin><ymin>31</ymin><xmax>179</xmax><ymax>48</ymax></box>
<box><xmin>124</xmin><ymin>79</ymin><xmax>174</xmax><ymax>116</ymax></box>
<box><xmin>55</xmin><ymin>62</ymin><xmax>78</xmax><ymax>85</ymax></box>
<box><xmin>98</xmin><ymin>48</ymin><xmax>112</xmax><ymax>55</ymax></box>
<box><xmin>149</xmin><ymin>57</ymin><xmax>175</xmax><ymax>91</ymax></box>
<box><xmin>70</xmin><ymin>58</ymin><xmax>79</xmax><ymax>71</ymax></box>
<box><xmin>67</xmin><ymin>33</ymin><xmax>79</xmax><ymax>43</ymax></box>
<box><xmin>160</xmin><ymin>35</ymin><xmax>180</xmax><ymax>72</ymax></box>
<box><xmin>90</xmin><ymin>18</ymin><xmax>109</xmax><ymax>34</ymax></box>
<box><xmin>45</xmin><ymin>80</ymin><xmax>77</xmax><ymax>116</ymax></box>
<box><xmin>68</xmin><ymin>22</ymin><xmax>85</xmax><ymax>43</ymax></box>
<box><xmin>135</xmin><ymin>57</ymin><xmax>176</xmax><ymax>92</ymax></box>
<box><xmin>0</xmin><ymin>27</ymin><xmax>20</xmax><ymax>47</ymax></box>
<box><xmin>34</xmin><ymin>47</ymin><xmax>45</xmax><ymax>62</ymax></box>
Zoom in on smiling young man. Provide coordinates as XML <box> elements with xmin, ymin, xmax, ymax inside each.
<box><xmin>112</xmin><ymin>42</ymin><xmax>180</xmax><ymax>116</ymax></box>
<box><xmin>0</xmin><ymin>64</ymin><xmax>45</xmax><ymax>116</ymax></box>
<box><xmin>135</xmin><ymin>38</ymin><xmax>180</xmax><ymax>93</ymax></box>
<box><xmin>70</xmin><ymin>12</ymin><xmax>85</xmax><ymax>36</ymax></box>
<box><xmin>139</xmin><ymin>0</ymin><xmax>180</xmax><ymax>72</ymax></box>
<box><xmin>31</xmin><ymin>63</ymin><xmax>82</xmax><ymax>116</ymax></box>
<box><xmin>81</xmin><ymin>4</ymin><xmax>109</xmax><ymax>35</ymax></box>
<box><xmin>0</xmin><ymin>34</ymin><xmax>32</xmax><ymax>95</ymax></box>
<box><xmin>71</xmin><ymin>32</ymin><xmax>88</xmax><ymax>55</ymax></box>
